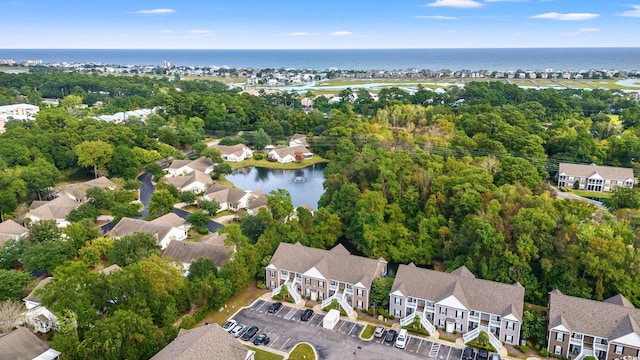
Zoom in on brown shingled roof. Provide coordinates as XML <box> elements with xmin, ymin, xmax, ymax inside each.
<box><xmin>0</xmin><ymin>220</ymin><xmax>28</xmax><ymax>245</ymax></box>
<box><xmin>0</xmin><ymin>327</ymin><xmax>52</xmax><ymax>360</ymax></box>
<box><xmin>548</xmin><ymin>290</ymin><xmax>640</xmax><ymax>339</ymax></box>
<box><xmin>558</xmin><ymin>163</ymin><xmax>635</xmax><ymax>181</ymax></box>
<box><xmin>150</xmin><ymin>323</ymin><xmax>252</xmax><ymax>360</ymax></box>
<box><xmin>391</xmin><ymin>264</ymin><xmax>525</xmax><ymax>321</ymax></box>
<box><xmin>269</xmin><ymin>242</ymin><xmax>387</xmax><ymax>289</ymax></box>
<box><xmin>163</xmin><ymin>241</ymin><xmax>230</xmax><ymax>267</ymax></box>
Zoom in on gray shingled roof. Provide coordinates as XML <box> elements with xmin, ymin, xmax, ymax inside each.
<box><xmin>23</xmin><ymin>277</ymin><xmax>53</xmax><ymax>305</ymax></box>
<box><xmin>0</xmin><ymin>327</ymin><xmax>52</xmax><ymax>360</ymax></box>
<box><xmin>167</xmin><ymin>159</ymin><xmax>191</xmax><ymax>170</ymax></box>
<box><xmin>163</xmin><ymin>241</ymin><xmax>230</xmax><ymax>267</ymax></box>
<box><xmin>64</xmin><ymin>176</ymin><xmax>117</xmax><ymax>200</ymax></box>
<box><xmin>548</xmin><ymin>290</ymin><xmax>640</xmax><ymax>339</ymax></box>
<box><xmin>27</xmin><ymin>196</ymin><xmax>80</xmax><ymax>221</ymax></box>
<box><xmin>97</xmin><ymin>264</ymin><xmax>122</xmax><ymax>275</ymax></box>
<box><xmin>150</xmin><ymin>323</ymin><xmax>252</xmax><ymax>360</ymax></box>
<box><xmin>203</xmin><ymin>185</ymin><xmax>247</xmax><ymax>204</ymax></box>
<box><xmin>0</xmin><ymin>220</ymin><xmax>28</xmax><ymax>245</ymax></box>
<box><xmin>211</xmin><ymin>144</ymin><xmax>249</xmax><ymax>158</ymax></box>
<box><xmin>270</xmin><ymin>145</ymin><xmax>312</xmax><ymax>159</ymax></box>
<box><xmin>151</xmin><ymin>213</ymin><xmax>187</xmax><ymax>228</ymax></box>
<box><xmin>558</xmin><ymin>163</ymin><xmax>635</xmax><ymax>181</ymax></box>
<box><xmin>166</xmin><ymin>169</ymin><xmax>213</xmax><ymax>191</ymax></box>
<box><xmin>269</xmin><ymin>242</ymin><xmax>387</xmax><ymax>290</ymax></box>
<box><xmin>391</xmin><ymin>264</ymin><xmax>525</xmax><ymax>321</ymax></box>
<box><xmin>110</xmin><ymin>218</ymin><xmax>171</xmax><ymax>244</ymax></box>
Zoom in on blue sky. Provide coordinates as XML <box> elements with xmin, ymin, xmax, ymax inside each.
<box><xmin>1</xmin><ymin>0</ymin><xmax>639</xmax><ymax>49</ymax></box>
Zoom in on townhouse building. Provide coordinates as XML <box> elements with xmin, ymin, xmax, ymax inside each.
<box><xmin>265</xmin><ymin>242</ymin><xmax>387</xmax><ymax>317</ymax></box>
<box><xmin>557</xmin><ymin>163</ymin><xmax>635</xmax><ymax>192</ymax></box>
<box><xmin>547</xmin><ymin>290</ymin><xmax>640</xmax><ymax>360</ymax></box>
<box><xmin>389</xmin><ymin>264</ymin><xmax>524</xmax><ymax>350</ymax></box>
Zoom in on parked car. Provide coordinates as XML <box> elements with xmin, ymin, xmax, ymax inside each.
<box><xmin>395</xmin><ymin>329</ymin><xmax>408</xmax><ymax>349</ymax></box>
<box><xmin>301</xmin><ymin>309</ymin><xmax>314</xmax><ymax>321</ymax></box>
<box><xmin>230</xmin><ymin>324</ymin><xmax>246</xmax><ymax>338</ymax></box>
<box><xmin>222</xmin><ymin>319</ymin><xmax>237</xmax><ymax>332</ymax></box>
<box><xmin>384</xmin><ymin>329</ymin><xmax>397</xmax><ymax>345</ymax></box>
<box><xmin>374</xmin><ymin>326</ymin><xmax>386</xmax><ymax>338</ymax></box>
<box><xmin>489</xmin><ymin>354</ymin><xmax>501</xmax><ymax>360</ymax></box>
<box><xmin>477</xmin><ymin>350</ymin><xmax>489</xmax><ymax>360</ymax></box>
<box><xmin>253</xmin><ymin>333</ymin><xmax>270</xmax><ymax>346</ymax></box>
<box><xmin>268</xmin><ymin>302</ymin><xmax>283</xmax><ymax>313</ymax></box>
<box><xmin>463</xmin><ymin>347</ymin><xmax>475</xmax><ymax>360</ymax></box>
<box><xmin>241</xmin><ymin>325</ymin><xmax>259</xmax><ymax>341</ymax></box>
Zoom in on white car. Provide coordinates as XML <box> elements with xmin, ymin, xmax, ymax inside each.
<box><xmin>395</xmin><ymin>329</ymin><xmax>408</xmax><ymax>349</ymax></box>
<box><xmin>374</xmin><ymin>326</ymin><xmax>386</xmax><ymax>338</ymax></box>
<box><xmin>222</xmin><ymin>319</ymin><xmax>237</xmax><ymax>332</ymax></box>
<box><xmin>230</xmin><ymin>324</ymin><xmax>246</xmax><ymax>338</ymax></box>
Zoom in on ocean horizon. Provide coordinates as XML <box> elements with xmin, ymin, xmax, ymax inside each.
<box><xmin>1</xmin><ymin>48</ymin><xmax>639</xmax><ymax>72</ymax></box>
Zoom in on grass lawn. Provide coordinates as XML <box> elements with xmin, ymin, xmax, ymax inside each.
<box><xmin>200</xmin><ymin>282</ymin><xmax>267</xmax><ymax>326</ymax></box>
<box><xmin>230</xmin><ymin>156</ymin><xmax>328</xmax><ymax>171</ymax></box>
<box><xmin>185</xmin><ymin>228</ymin><xmax>209</xmax><ymax>242</ymax></box>
<box><xmin>289</xmin><ymin>343</ymin><xmax>316</xmax><ymax>360</ymax></box>
<box><xmin>565</xmin><ymin>189</ymin><xmax>611</xmax><ymax>199</ymax></box>
<box><xmin>247</xmin><ymin>346</ymin><xmax>284</xmax><ymax>360</ymax></box>
<box><xmin>361</xmin><ymin>325</ymin><xmax>376</xmax><ymax>339</ymax></box>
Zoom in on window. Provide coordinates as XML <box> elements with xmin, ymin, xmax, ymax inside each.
<box><xmin>305</xmin><ymin>278</ymin><xmax>311</xmax><ymax>285</ymax></box>
<box><xmin>331</xmin><ymin>280</ymin><xmax>337</xmax><ymax>286</ymax></box>
<box><xmin>506</xmin><ymin>321</ymin><xmax>514</xmax><ymax>330</ymax></box>
<box><xmin>318</xmin><ymin>281</ymin><xmax>324</xmax><ymax>288</ymax></box>
<box><xmin>556</xmin><ymin>333</ymin><xmax>564</xmax><ymax>342</ymax></box>
<box><xmin>470</xmin><ymin>310</ymin><xmax>477</xmax><ymax>317</ymax></box>
<box><xmin>568</xmin><ymin>176</ymin><xmax>574</xmax><ymax>181</ymax></box>
<box><xmin>440</xmin><ymin>307</ymin><xmax>447</xmax><ymax>315</ymax></box>
<box><xmin>394</xmin><ymin>309</ymin><xmax>401</xmax><ymax>317</ymax></box>
<box><xmin>296</xmin><ymin>273</ymin><xmax>301</xmax><ymax>278</ymax></box>
<box><xmin>346</xmin><ymin>284</ymin><xmax>353</xmax><ymax>289</ymax></box>
<box><xmin>506</xmin><ymin>335</ymin><xmax>513</xmax><ymax>344</ymax></box>
<box><xmin>357</xmin><ymin>300</ymin><xmax>363</xmax><ymax>308</ymax></box>
<box><xmin>356</xmin><ymin>288</ymin><xmax>363</xmax><ymax>297</ymax></box>
<box><xmin>426</xmin><ymin>301</ymin><xmax>434</xmax><ymax>307</ymax></box>
<box><xmin>615</xmin><ymin>346</ymin><xmax>623</xmax><ymax>355</ymax></box>
<box><xmin>617</xmin><ymin>181</ymin><xmax>624</xmax><ymax>185</ymax></box>
<box><xmin>270</xmin><ymin>270</ymin><xmax>276</xmax><ymax>277</ymax></box>
<box><xmin>572</xmin><ymin>333</ymin><xmax>583</xmax><ymax>340</ymax></box>
<box><xmin>456</xmin><ymin>310</ymin><xmax>463</xmax><ymax>319</ymax></box>
<box><xmin>281</xmin><ymin>270</ymin><xmax>287</xmax><ymax>275</ymax></box>
<box><xmin>439</xmin><ymin>319</ymin><xmax>446</xmax><ymax>327</ymax></box>
<box><xmin>270</xmin><ymin>281</ymin><xmax>275</xmax><ymax>288</ymax></box>
<box><xmin>554</xmin><ymin>346</ymin><xmax>562</xmax><ymax>355</ymax></box>
<box><xmin>605</xmin><ymin>180</ymin><xmax>611</xmax><ymax>184</ymax></box>
<box><xmin>394</xmin><ymin>297</ymin><xmax>402</xmax><ymax>305</ymax></box>
<box><xmin>305</xmin><ymin>289</ymin><xmax>311</xmax><ymax>296</ymax></box>
<box><xmin>318</xmin><ymin>292</ymin><xmax>324</xmax><ymax>300</ymax></box>
<box><xmin>455</xmin><ymin>323</ymin><xmax>462</xmax><ymax>331</ymax></box>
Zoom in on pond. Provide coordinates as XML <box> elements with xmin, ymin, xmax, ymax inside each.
<box><xmin>225</xmin><ymin>163</ymin><xmax>327</xmax><ymax>210</ymax></box>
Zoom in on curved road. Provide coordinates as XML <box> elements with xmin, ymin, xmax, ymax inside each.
<box><xmin>137</xmin><ymin>172</ymin><xmax>224</xmax><ymax>232</ymax></box>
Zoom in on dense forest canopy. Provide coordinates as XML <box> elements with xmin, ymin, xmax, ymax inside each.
<box><xmin>1</xmin><ymin>73</ymin><xmax>640</xmax><ymax>358</ymax></box>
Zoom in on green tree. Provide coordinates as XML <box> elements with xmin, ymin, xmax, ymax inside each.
<box><xmin>180</xmin><ymin>191</ymin><xmax>197</xmax><ymax>205</ymax></box>
<box><xmin>605</xmin><ymin>186</ymin><xmax>640</xmax><ymax>211</ymax></box>
<box><xmin>66</xmin><ymin>203</ymin><xmax>100</xmax><ymax>223</ymax></box>
<box><xmin>0</xmin><ymin>169</ymin><xmax>27</xmax><ymax>221</ymax></box>
<box><xmin>75</xmin><ymin>140</ymin><xmax>114</xmax><ymax>178</ymax></box>
<box><xmin>22</xmin><ymin>240</ymin><xmax>76</xmax><ymax>273</ymax></box>
<box><xmin>0</xmin><ymin>270</ymin><xmax>32</xmax><ymax>301</ymax></box>
<box><xmin>186</xmin><ymin>210</ymin><xmax>210</xmax><ymax>228</ymax></box>
<box><xmin>107</xmin><ymin>145</ymin><xmax>141</xmax><ymax>180</ymax></box>
<box><xmin>111</xmin><ymin>203</ymin><xmax>142</xmax><ymax>224</ymax></box>
<box><xmin>521</xmin><ymin>310</ymin><xmax>547</xmax><ymax>346</ymax></box>
<box><xmin>77</xmin><ymin>310</ymin><xmax>164</xmax><ymax>360</ymax></box>
<box><xmin>212</xmin><ymin>162</ymin><xmax>232</xmax><ymax>180</ymax></box>
<box><xmin>144</xmin><ymin>163</ymin><xmax>165</xmax><ymax>181</ymax></box>
<box><xmin>199</xmin><ymin>199</ymin><xmax>221</xmax><ymax>216</ymax></box>
<box><xmin>267</xmin><ymin>189</ymin><xmax>294</xmax><ymax>222</ymax></box>
<box><xmin>109</xmin><ymin>232</ymin><xmax>161</xmax><ymax>267</ymax></box>
<box><xmin>370</xmin><ymin>277</ymin><xmax>393</xmax><ymax>308</ymax></box>
<box><xmin>64</xmin><ymin>220</ymin><xmax>101</xmax><ymax>251</ymax></box>
<box><xmin>20</xmin><ymin>158</ymin><xmax>60</xmax><ymax>200</ymax></box>
<box><xmin>27</xmin><ymin>219</ymin><xmax>63</xmax><ymax>243</ymax></box>
<box><xmin>148</xmin><ymin>189</ymin><xmax>176</xmax><ymax>218</ymax></box>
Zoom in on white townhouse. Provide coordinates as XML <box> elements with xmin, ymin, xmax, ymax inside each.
<box><xmin>389</xmin><ymin>264</ymin><xmax>524</xmax><ymax>351</ymax></box>
<box><xmin>557</xmin><ymin>163</ymin><xmax>635</xmax><ymax>192</ymax></box>
<box><xmin>210</xmin><ymin>144</ymin><xmax>253</xmax><ymax>162</ymax></box>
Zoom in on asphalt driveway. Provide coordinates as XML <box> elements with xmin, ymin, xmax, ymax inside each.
<box><xmin>232</xmin><ymin>300</ymin><xmax>465</xmax><ymax>360</ymax></box>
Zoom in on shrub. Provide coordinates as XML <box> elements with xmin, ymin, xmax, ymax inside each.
<box><xmin>403</xmin><ymin>325</ymin><xmax>430</xmax><ymax>337</ymax></box>
<box><xmin>180</xmin><ymin>315</ymin><xmax>195</xmax><ymax>329</ymax></box>
<box><xmin>254</xmin><ymin>153</ymin><xmax>264</xmax><ymax>160</ymax></box>
<box><xmin>367</xmin><ymin>308</ymin><xmax>374</xmax><ymax>316</ymax></box>
<box><xmin>286</xmin><ymin>297</ymin><xmax>295</xmax><ymax>303</ymax></box>
<box><xmin>515</xmin><ymin>345</ymin><xmax>530</xmax><ymax>353</ymax></box>
<box><xmin>197</xmin><ymin>226</ymin><xmax>209</xmax><ymax>235</ymax></box>
<box><xmin>539</xmin><ymin>349</ymin><xmax>550</xmax><ymax>357</ymax></box>
<box><xmin>272</xmin><ymin>294</ymin><xmax>283</xmax><ymax>301</ymax></box>
<box><xmin>378</xmin><ymin>308</ymin><xmax>390</xmax><ymax>318</ymax></box>
<box><xmin>584</xmin><ymin>356</ymin><xmax>596</xmax><ymax>360</ymax></box>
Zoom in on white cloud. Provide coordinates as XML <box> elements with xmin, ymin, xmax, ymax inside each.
<box><xmin>617</xmin><ymin>5</ymin><xmax>640</xmax><ymax>17</ymax></box>
<box><xmin>580</xmin><ymin>27</ymin><xmax>600</xmax><ymax>32</ymax></box>
<box><xmin>426</xmin><ymin>0</ymin><xmax>484</xmax><ymax>8</ymax></box>
<box><xmin>287</xmin><ymin>32</ymin><xmax>310</xmax><ymax>36</ymax></box>
<box><xmin>330</xmin><ymin>31</ymin><xmax>352</xmax><ymax>36</ymax></box>
<box><xmin>485</xmin><ymin>0</ymin><xmax>527</xmax><ymax>2</ymax></box>
<box><xmin>135</xmin><ymin>8</ymin><xmax>175</xmax><ymax>15</ymax></box>
<box><xmin>186</xmin><ymin>30</ymin><xmax>214</xmax><ymax>38</ymax></box>
<box><xmin>415</xmin><ymin>15</ymin><xmax>459</xmax><ymax>19</ymax></box>
<box><xmin>531</xmin><ymin>12</ymin><xmax>599</xmax><ymax>20</ymax></box>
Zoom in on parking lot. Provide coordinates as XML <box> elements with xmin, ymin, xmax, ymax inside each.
<box><xmin>230</xmin><ymin>300</ymin><xmax>465</xmax><ymax>360</ymax></box>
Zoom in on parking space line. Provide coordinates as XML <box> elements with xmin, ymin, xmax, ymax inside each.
<box><xmin>268</xmin><ymin>336</ymin><xmax>280</xmax><ymax>349</ymax></box>
<box><xmin>416</xmin><ymin>339</ymin><xmax>423</xmax><ymax>353</ymax></box>
<box><xmin>307</xmin><ymin>314</ymin><xmax>316</xmax><ymax>323</ymax></box>
<box><xmin>337</xmin><ymin>321</ymin><xmax>347</xmax><ymax>332</ymax></box>
<box><xmin>316</xmin><ymin>318</ymin><xmax>323</xmax><ymax>327</ymax></box>
<box><xmin>279</xmin><ymin>338</ymin><xmax>290</xmax><ymax>351</ymax></box>
<box><xmin>446</xmin><ymin>345</ymin><xmax>452</xmax><ymax>360</ymax></box>
<box><xmin>347</xmin><ymin>323</ymin><xmax>357</xmax><ymax>336</ymax></box>
<box><xmin>255</xmin><ymin>301</ymin><xmax>267</xmax><ymax>312</ymax></box>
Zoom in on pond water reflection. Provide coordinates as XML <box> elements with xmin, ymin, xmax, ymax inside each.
<box><xmin>225</xmin><ymin>163</ymin><xmax>327</xmax><ymax>210</ymax></box>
